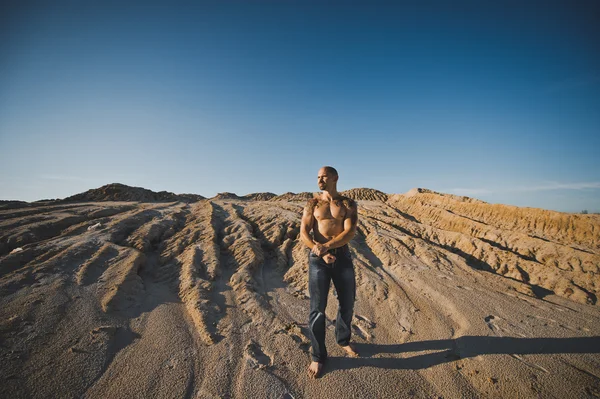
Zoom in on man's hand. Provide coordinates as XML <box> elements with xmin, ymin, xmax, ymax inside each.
<box><xmin>322</xmin><ymin>253</ymin><xmax>336</xmax><ymax>264</ymax></box>
<box><xmin>311</xmin><ymin>243</ymin><xmax>328</xmax><ymax>257</ymax></box>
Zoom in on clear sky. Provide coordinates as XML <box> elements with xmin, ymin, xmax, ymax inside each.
<box><xmin>1</xmin><ymin>1</ymin><xmax>599</xmax><ymax>212</ymax></box>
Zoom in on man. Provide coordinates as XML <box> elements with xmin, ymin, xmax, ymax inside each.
<box><xmin>300</xmin><ymin>166</ymin><xmax>359</xmax><ymax>378</ymax></box>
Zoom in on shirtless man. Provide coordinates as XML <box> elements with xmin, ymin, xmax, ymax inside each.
<box><xmin>300</xmin><ymin>166</ymin><xmax>359</xmax><ymax>378</ymax></box>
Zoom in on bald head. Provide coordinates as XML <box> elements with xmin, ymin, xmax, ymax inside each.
<box><xmin>317</xmin><ymin>166</ymin><xmax>339</xmax><ymax>191</ymax></box>
<box><xmin>321</xmin><ymin>166</ymin><xmax>338</xmax><ymax>178</ymax></box>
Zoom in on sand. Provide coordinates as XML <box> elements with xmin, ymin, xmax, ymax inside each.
<box><xmin>1</xmin><ymin>188</ymin><xmax>599</xmax><ymax>398</ymax></box>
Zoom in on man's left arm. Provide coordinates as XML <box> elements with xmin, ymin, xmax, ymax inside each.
<box><xmin>323</xmin><ymin>200</ymin><xmax>358</xmax><ymax>250</ymax></box>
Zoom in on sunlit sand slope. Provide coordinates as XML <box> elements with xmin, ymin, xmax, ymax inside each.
<box><xmin>1</xmin><ymin>190</ymin><xmax>599</xmax><ymax>398</ymax></box>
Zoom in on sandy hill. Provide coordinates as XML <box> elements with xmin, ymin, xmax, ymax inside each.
<box><xmin>241</xmin><ymin>192</ymin><xmax>277</xmax><ymax>201</ymax></box>
<box><xmin>60</xmin><ymin>183</ymin><xmax>205</xmax><ymax>203</ymax></box>
<box><xmin>341</xmin><ymin>188</ymin><xmax>389</xmax><ymax>201</ymax></box>
<box><xmin>404</xmin><ymin>187</ymin><xmax>488</xmax><ymax>203</ymax></box>
<box><xmin>211</xmin><ymin>192</ymin><xmax>243</xmax><ymax>200</ymax></box>
<box><xmin>271</xmin><ymin>191</ymin><xmax>316</xmax><ymax>202</ymax></box>
<box><xmin>1</xmin><ymin>187</ymin><xmax>599</xmax><ymax>398</ymax></box>
<box><xmin>0</xmin><ymin>200</ymin><xmax>32</xmax><ymax>211</ymax></box>
<box><xmin>211</xmin><ymin>192</ymin><xmax>278</xmax><ymax>201</ymax></box>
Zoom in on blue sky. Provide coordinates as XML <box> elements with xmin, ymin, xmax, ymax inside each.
<box><xmin>1</xmin><ymin>1</ymin><xmax>599</xmax><ymax>212</ymax></box>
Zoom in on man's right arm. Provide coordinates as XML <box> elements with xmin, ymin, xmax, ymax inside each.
<box><xmin>300</xmin><ymin>200</ymin><xmax>316</xmax><ymax>250</ymax></box>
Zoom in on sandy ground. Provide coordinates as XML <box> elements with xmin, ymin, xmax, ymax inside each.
<box><xmin>1</xmin><ymin>191</ymin><xmax>599</xmax><ymax>398</ymax></box>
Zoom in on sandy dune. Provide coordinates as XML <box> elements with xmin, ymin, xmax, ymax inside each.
<box><xmin>1</xmin><ymin>188</ymin><xmax>599</xmax><ymax>398</ymax></box>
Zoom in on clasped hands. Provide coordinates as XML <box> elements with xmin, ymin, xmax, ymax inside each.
<box><xmin>311</xmin><ymin>243</ymin><xmax>336</xmax><ymax>264</ymax></box>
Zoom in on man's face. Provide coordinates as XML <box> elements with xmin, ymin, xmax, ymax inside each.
<box><xmin>317</xmin><ymin>168</ymin><xmax>336</xmax><ymax>190</ymax></box>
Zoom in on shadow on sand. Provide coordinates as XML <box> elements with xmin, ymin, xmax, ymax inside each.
<box><xmin>324</xmin><ymin>335</ymin><xmax>600</xmax><ymax>373</ymax></box>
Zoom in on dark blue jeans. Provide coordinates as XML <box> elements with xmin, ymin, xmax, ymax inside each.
<box><xmin>308</xmin><ymin>244</ymin><xmax>356</xmax><ymax>363</ymax></box>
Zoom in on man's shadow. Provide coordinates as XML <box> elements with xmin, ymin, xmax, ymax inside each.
<box><xmin>325</xmin><ymin>336</ymin><xmax>600</xmax><ymax>372</ymax></box>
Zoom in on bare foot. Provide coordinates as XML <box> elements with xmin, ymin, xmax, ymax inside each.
<box><xmin>340</xmin><ymin>344</ymin><xmax>359</xmax><ymax>357</ymax></box>
<box><xmin>307</xmin><ymin>361</ymin><xmax>323</xmax><ymax>378</ymax></box>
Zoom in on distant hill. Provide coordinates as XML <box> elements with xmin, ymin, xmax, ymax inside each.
<box><xmin>211</xmin><ymin>192</ymin><xmax>279</xmax><ymax>201</ymax></box>
<box><xmin>211</xmin><ymin>192</ymin><xmax>242</xmax><ymax>200</ymax></box>
<box><xmin>341</xmin><ymin>188</ymin><xmax>389</xmax><ymax>201</ymax></box>
<box><xmin>403</xmin><ymin>187</ymin><xmax>487</xmax><ymax>204</ymax></box>
<box><xmin>241</xmin><ymin>192</ymin><xmax>277</xmax><ymax>201</ymax></box>
<box><xmin>1</xmin><ymin>185</ymin><xmax>395</xmax><ymax>206</ymax></box>
<box><xmin>268</xmin><ymin>188</ymin><xmax>388</xmax><ymax>202</ymax></box>
<box><xmin>60</xmin><ymin>183</ymin><xmax>205</xmax><ymax>203</ymax></box>
<box><xmin>0</xmin><ymin>200</ymin><xmax>32</xmax><ymax>211</ymax></box>
<box><xmin>270</xmin><ymin>192</ymin><xmax>316</xmax><ymax>202</ymax></box>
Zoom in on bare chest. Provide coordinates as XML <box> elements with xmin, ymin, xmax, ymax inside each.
<box><xmin>313</xmin><ymin>200</ymin><xmax>347</xmax><ymax>222</ymax></box>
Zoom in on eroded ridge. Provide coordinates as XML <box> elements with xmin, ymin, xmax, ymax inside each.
<box><xmin>212</xmin><ymin>202</ymin><xmax>285</xmax><ymax>331</ymax></box>
<box><xmin>385</xmin><ymin>191</ymin><xmax>600</xmax><ymax>305</ymax></box>
<box><xmin>175</xmin><ymin>201</ymin><xmax>221</xmax><ymax>344</ymax></box>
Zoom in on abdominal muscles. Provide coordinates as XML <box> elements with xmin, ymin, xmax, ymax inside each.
<box><xmin>314</xmin><ymin>219</ymin><xmax>344</xmax><ymax>242</ymax></box>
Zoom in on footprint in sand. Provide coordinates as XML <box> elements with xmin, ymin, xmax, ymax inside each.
<box><xmin>279</xmin><ymin>322</ymin><xmax>311</xmax><ymax>349</ymax></box>
<box><xmin>289</xmin><ymin>334</ymin><xmax>311</xmax><ymax>354</ymax></box>
<box><xmin>244</xmin><ymin>340</ymin><xmax>272</xmax><ymax>369</ymax></box>
<box><xmin>484</xmin><ymin>315</ymin><xmax>503</xmax><ymax>334</ymax></box>
<box><xmin>353</xmin><ymin>314</ymin><xmax>376</xmax><ymax>341</ymax></box>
